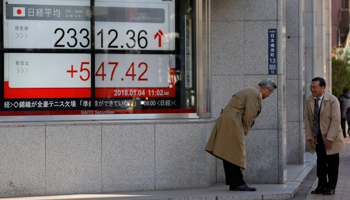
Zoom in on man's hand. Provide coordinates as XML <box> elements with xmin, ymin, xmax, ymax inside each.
<box><xmin>324</xmin><ymin>140</ymin><xmax>333</xmax><ymax>150</ymax></box>
<box><xmin>309</xmin><ymin>138</ymin><xmax>317</xmax><ymax>149</ymax></box>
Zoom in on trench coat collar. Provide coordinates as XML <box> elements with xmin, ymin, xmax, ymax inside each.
<box><xmin>320</xmin><ymin>92</ymin><xmax>330</xmax><ymax>116</ymax></box>
<box><xmin>254</xmin><ymin>85</ymin><xmax>263</xmax><ymax>101</ymax></box>
<box><xmin>306</xmin><ymin>92</ymin><xmax>330</xmax><ymax>116</ymax></box>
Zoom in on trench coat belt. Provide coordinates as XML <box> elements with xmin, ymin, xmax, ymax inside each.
<box><xmin>222</xmin><ymin>109</ymin><xmax>244</xmax><ymax>114</ymax></box>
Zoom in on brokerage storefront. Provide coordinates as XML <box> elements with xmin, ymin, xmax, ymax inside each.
<box><xmin>0</xmin><ymin>0</ymin><xmax>211</xmax><ymax>121</ymax></box>
<box><xmin>0</xmin><ymin>0</ymin><xmax>215</xmax><ymax>197</ymax></box>
<box><xmin>0</xmin><ymin>0</ymin><xmax>335</xmax><ymax>198</ymax></box>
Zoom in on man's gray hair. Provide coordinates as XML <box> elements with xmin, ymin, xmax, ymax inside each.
<box><xmin>258</xmin><ymin>79</ymin><xmax>277</xmax><ymax>91</ymax></box>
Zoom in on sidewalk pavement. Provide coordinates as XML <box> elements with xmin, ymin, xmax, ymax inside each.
<box><xmin>301</xmin><ymin>137</ymin><xmax>350</xmax><ymax>200</ymax></box>
<box><xmin>6</xmin><ymin>139</ymin><xmax>350</xmax><ymax>200</ymax></box>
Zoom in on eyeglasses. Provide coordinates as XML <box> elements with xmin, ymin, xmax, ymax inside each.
<box><xmin>309</xmin><ymin>86</ymin><xmax>319</xmax><ymax>90</ymax></box>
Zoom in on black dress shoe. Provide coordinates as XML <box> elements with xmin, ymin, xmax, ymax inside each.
<box><xmin>323</xmin><ymin>188</ymin><xmax>335</xmax><ymax>195</ymax></box>
<box><xmin>230</xmin><ymin>184</ymin><xmax>256</xmax><ymax>191</ymax></box>
<box><xmin>311</xmin><ymin>186</ymin><xmax>326</xmax><ymax>194</ymax></box>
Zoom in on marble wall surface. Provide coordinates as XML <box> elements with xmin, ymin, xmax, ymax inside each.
<box><xmin>211</xmin><ymin>0</ymin><xmax>287</xmax><ymax>184</ymax></box>
<box><xmin>285</xmin><ymin>0</ymin><xmax>305</xmax><ymax>164</ymax></box>
<box><xmin>0</xmin><ymin>120</ymin><xmax>216</xmax><ymax>197</ymax></box>
<box><xmin>305</xmin><ymin>0</ymin><xmax>316</xmax><ymax>98</ymax></box>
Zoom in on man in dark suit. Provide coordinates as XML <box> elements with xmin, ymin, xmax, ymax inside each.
<box><xmin>304</xmin><ymin>77</ymin><xmax>345</xmax><ymax>195</ymax></box>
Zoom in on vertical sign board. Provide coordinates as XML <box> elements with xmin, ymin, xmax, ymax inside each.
<box><xmin>268</xmin><ymin>29</ymin><xmax>277</xmax><ymax>75</ymax></box>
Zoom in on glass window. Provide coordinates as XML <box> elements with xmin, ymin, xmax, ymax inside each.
<box><xmin>1</xmin><ymin>0</ymin><xmax>197</xmax><ymax>118</ymax></box>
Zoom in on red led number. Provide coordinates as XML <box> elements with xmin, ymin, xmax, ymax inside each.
<box><xmin>80</xmin><ymin>62</ymin><xmax>90</xmax><ymax>81</ymax></box>
<box><xmin>95</xmin><ymin>62</ymin><xmax>119</xmax><ymax>81</ymax></box>
<box><xmin>67</xmin><ymin>62</ymin><xmax>90</xmax><ymax>81</ymax></box>
<box><xmin>125</xmin><ymin>62</ymin><xmax>148</xmax><ymax>81</ymax></box>
<box><xmin>95</xmin><ymin>62</ymin><xmax>107</xmax><ymax>81</ymax></box>
<box><xmin>109</xmin><ymin>62</ymin><xmax>119</xmax><ymax>81</ymax></box>
<box><xmin>125</xmin><ymin>62</ymin><xmax>136</xmax><ymax>81</ymax></box>
<box><xmin>95</xmin><ymin>62</ymin><xmax>148</xmax><ymax>81</ymax></box>
<box><xmin>68</xmin><ymin>62</ymin><xmax>148</xmax><ymax>82</ymax></box>
<box><xmin>138</xmin><ymin>62</ymin><xmax>148</xmax><ymax>81</ymax></box>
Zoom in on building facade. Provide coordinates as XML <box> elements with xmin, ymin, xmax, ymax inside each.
<box><xmin>0</xmin><ymin>0</ymin><xmax>332</xmax><ymax>197</ymax></box>
<box><xmin>332</xmin><ymin>0</ymin><xmax>349</xmax><ymax>47</ymax></box>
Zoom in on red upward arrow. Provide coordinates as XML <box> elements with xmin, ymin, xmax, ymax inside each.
<box><xmin>154</xmin><ymin>29</ymin><xmax>166</xmax><ymax>47</ymax></box>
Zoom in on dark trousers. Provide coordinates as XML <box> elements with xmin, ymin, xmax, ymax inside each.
<box><xmin>223</xmin><ymin>159</ymin><xmax>245</xmax><ymax>188</ymax></box>
<box><xmin>316</xmin><ymin>133</ymin><xmax>340</xmax><ymax>189</ymax></box>
<box><xmin>341</xmin><ymin>118</ymin><xmax>347</xmax><ymax>138</ymax></box>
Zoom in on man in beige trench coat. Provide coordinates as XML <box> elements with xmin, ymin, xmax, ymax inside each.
<box><xmin>205</xmin><ymin>79</ymin><xmax>277</xmax><ymax>191</ymax></box>
<box><xmin>304</xmin><ymin>77</ymin><xmax>345</xmax><ymax>195</ymax></box>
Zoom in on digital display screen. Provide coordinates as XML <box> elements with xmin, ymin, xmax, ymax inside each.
<box><xmin>4</xmin><ymin>53</ymin><xmax>91</xmax><ymax>99</ymax></box>
<box><xmin>1</xmin><ymin>0</ymin><xmax>196</xmax><ymax>116</ymax></box>
<box><xmin>3</xmin><ymin>0</ymin><xmax>91</xmax><ymax>49</ymax></box>
<box><xmin>94</xmin><ymin>0</ymin><xmax>175</xmax><ymax>51</ymax></box>
<box><xmin>95</xmin><ymin>54</ymin><xmax>175</xmax><ymax>98</ymax></box>
<box><xmin>3</xmin><ymin>52</ymin><xmax>92</xmax><ymax>112</ymax></box>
